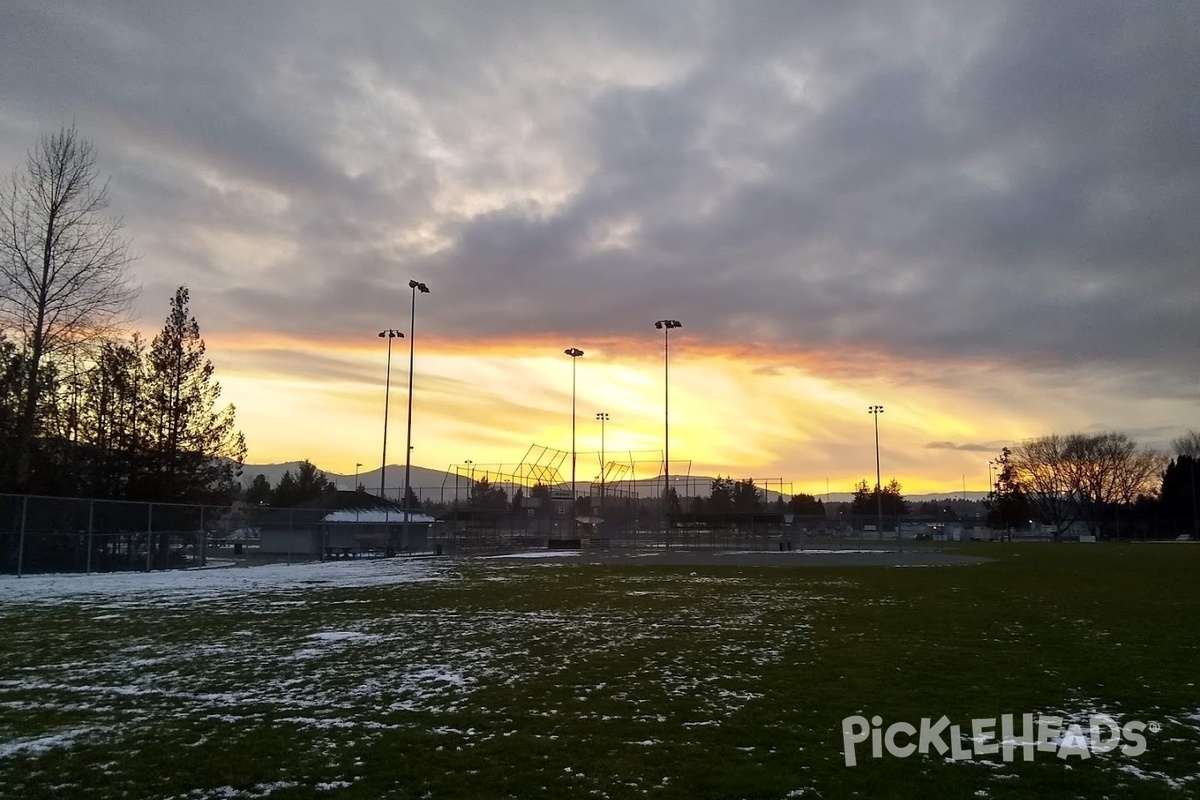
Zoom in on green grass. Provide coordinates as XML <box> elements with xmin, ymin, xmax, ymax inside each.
<box><xmin>2</xmin><ymin>544</ymin><xmax>1199</xmax><ymax>799</ymax></box>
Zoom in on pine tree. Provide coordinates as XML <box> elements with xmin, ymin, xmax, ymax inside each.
<box><xmin>244</xmin><ymin>474</ymin><xmax>272</xmax><ymax>505</ymax></box>
<box><xmin>145</xmin><ymin>286</ymin><xmax>245</xmax><ymax>504</ymax></box>
<box><xmin>78</xmin><ymin>336</ymin><xmax>148</xmax><ymax>498</ymax></box>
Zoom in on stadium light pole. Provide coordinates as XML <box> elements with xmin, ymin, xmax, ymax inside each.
<box><xmin>596</xmin><ymin>412</ymin><xmax>609</xmax><ymax>516</ymax></box>
<box><xmin>869</xmin><ymin>405</ymin><xmax>885</xmax><ymax>544</ymax></box>
<box><xmin>354</xmin><ymin>463</ymin><xmax>362</xmax><ymax>492</ymax></box>
<box><xmin>655</xmin><ymin>320</ymin><xmax>682</xmax><ymax>526</ymax></box>
<box><xmin>378</xmin><ymin>329</ymin><xmax>404</xmax><ymax>498</ymax></box>
<box><xmin>403</xmin><ymin>280</ymin><xmax>430</xmax><ymax>550</ymax></box>
<box><xmin>565</xmin><ymin>348</ymin><xmax>585</xmax><ymax>536</ymax></box>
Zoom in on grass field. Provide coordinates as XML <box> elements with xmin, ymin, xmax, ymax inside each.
<box><xmin>2</xmin><ymin>544</ymin><xmax>1198</xmax><ymax>799</ymax></box>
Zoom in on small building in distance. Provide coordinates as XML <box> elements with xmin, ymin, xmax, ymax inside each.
<box><xmin>257</xmin><ymin>491</ymin><xmax>436</xmax><ymax>558</ymax></box>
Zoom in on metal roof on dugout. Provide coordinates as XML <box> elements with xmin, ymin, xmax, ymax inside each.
<box><xmin>256</xmin><ymin>491</ymin><xmax>433</xmax><ymax>557</ymax></box>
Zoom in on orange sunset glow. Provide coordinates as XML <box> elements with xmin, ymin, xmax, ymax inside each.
<box><xmin>5</xmin><ymin>1</ymin><xmax>1195</xmax><ymax>500</ymax></box>
<box><xmin>200</xmin><ymin>329</ymin><xmax>1097</xmax><ymax>496</ymax></box>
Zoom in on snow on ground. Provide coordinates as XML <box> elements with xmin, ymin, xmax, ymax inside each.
<box><xmin>0</xmin><ymin>557</ymin><xmax>443</xmax><ymax>607</ymax></box>
<box><xmin>717</xmin><ymin>549</ymin><xmax>890</xmax><ymax>555</ymax></box>
<box><xmin>477</xmin><ymin>550</ymin><xmax>582</xmax><ymax>559</ymax></box>
<box><xmin>4</xmin><ymin>555</ymin><xmax>1195</xmax><ymax>796</ymax></box>
<box><xmin>0</xmin><ymin>555</ymin><xmax>826</xmax><ymax>791</ymax></box>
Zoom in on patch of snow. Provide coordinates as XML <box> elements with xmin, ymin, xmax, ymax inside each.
<box><xmin>307</xmin><ymin>631</ymin><xmax>379</xmax><ymax>643</ymax></box>
<box><xmin>0</xmin><ymin>727</ymin><xmax>96</xmax><ymax>757</ymax></box>
<box><xmin>0</xmin><ymin>558</ymin><xmax>442</xmax><ymax>607</ymax></box>
<box><xmin>477</xmin><ymin>551</ymin><xmax>581</xmax><ymax>559</ymax></box>
<box><xmin>718</xmin><ymin>549</ymin><xmax>889</xmax><ymax>555</ymax></box>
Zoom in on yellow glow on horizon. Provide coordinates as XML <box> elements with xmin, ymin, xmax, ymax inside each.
<box><xmin>205</xmin><ymin>332</ymin><xmax>1051</xmax><ymax>497</ymax></box>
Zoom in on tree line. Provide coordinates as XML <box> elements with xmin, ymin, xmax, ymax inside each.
<box><xmin>1</xmin><ymin>126</ymin><xmax>244</xmax><ymax>503</ymax></box>
<box><xmin>989</xmin><ymin>431</ymin><xmax>1198</xmax><ymax>539</ymax></box>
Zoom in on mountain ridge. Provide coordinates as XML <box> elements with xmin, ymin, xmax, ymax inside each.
<box><xmin>239</xmin><ymin>461</ymin><xmax>990</xmax><ymax>504</ymax></box>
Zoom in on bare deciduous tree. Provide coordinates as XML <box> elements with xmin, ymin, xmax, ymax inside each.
<box><xmin>1173</xmin><ymin>431</ymin><xmax>1200</xmax><ymax>459</ymax></box>
<box><xmin>1010</xmin><ymin>434</ymin><xmax>1079</xmax><ymax>538</ymax></box>
<box><xmin>1066</xmin><ymin>432</ymin><xmax>1165</xmax><ymax>535</ymax></box>
<box><xmin>1012</xmin><ymin>431</ymin><xmax>1165</xmax><ymax>538</ymax></box>
<box><xmin>0</xmin><ymin>124</ymin><xmax>136</xmax><ymax>486</ymax></box>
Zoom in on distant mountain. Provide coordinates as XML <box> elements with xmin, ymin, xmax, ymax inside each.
<box><xmin>241</xmin><ymin>462</ymin><xmax>990</xmax><ymax>506</ymax></box>
<box><xmin>240</xmin><ymin>462</ymin><xmax>461</xmax><ymax>500</ymax></box>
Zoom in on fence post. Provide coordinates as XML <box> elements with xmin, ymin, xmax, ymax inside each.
<box><xmin>199</xmin><ymin>506</ymin><xmax>205</xmax><ymax>568</ymax></box>
<box><xmin>17</xmin><ymin>496</ymin><xmax>28</xmax><ymax>577</ymax></box>
<box><xmin>86</xmin><ymin>500</ymin><xmax>94</xmax><ymax>574</ymax></box>
<box><xmin>146</xmin><ymin>504</ymin><xmax>154</xmax><ymax>572</ymax></box>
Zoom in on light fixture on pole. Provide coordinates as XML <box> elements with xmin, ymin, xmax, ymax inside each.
<box><xmin>596</xmin><ymin>412</ymin><xmax>609</xmax><ymax>516</ymax></box>
<box><xmin>564</xmin><ymin>348</ymin><xmax>585</xmax><ymax>536</ymax></box>
<box><xmin>378</xmin><ymin>329</ymin><xmax>404</xmax><ymax>498</ymax></box>
<box><xmin>403</xmin><ymin>280</ymin><xmax>430</xmax><ymax>549</ymax></box>
<box><xmin>354</xmin><ymin>463</ymin><xmax>362</xmax><ymax>492</ymax></box>
<box><xmin>654</xmin><ymin>320</ymin><xmax>682</xmax><ymax>524</ymax></box>
<box><xmin>868</xmin><ymin>405</ymin><xmax>885</xmax><ymax>544</ymax></box>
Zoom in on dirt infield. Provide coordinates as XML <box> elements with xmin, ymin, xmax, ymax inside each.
<box><xmin>475</xmin><ymin>547</ymin><xmax>989</xmax><ymax>568</ymax></box>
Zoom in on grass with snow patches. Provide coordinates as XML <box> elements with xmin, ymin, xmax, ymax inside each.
<box><xmin>1</xmin><ymin>545</ymin><xmax>1199</xmax><ymax>798</ymax></box>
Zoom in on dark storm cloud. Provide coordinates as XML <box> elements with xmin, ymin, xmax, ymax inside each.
<box><xmin>3</xmin><ymin>1</ymin><xmax>1197</xmax><ymax>384</ymax></box>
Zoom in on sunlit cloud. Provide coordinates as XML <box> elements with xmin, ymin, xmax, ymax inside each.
<box><xmin>3</xmin><ymin>0</ymin><xmax>1196</xmax><ymax>497</ymax></box>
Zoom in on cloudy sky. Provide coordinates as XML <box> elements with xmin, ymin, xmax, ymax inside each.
<box><xmin>2</xmin><ymin>0</ymin><xmax>1197</xmax><ymax>495</ymax></box>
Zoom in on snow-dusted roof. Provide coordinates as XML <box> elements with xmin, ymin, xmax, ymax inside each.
<box><xmin>321</xmin><ymin>509</ymin><xmax>437</xmax><ymax>524</ymax></box>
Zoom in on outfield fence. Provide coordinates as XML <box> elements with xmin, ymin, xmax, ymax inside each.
<box><xmin>5</xmin><ymin>490</ymin><xmax>1193</xmax><ymax>576</ymax></box>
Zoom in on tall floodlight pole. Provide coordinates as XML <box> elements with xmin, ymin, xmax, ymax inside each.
<box><xmin>378</xmin><ymin>329</ymin><xmax>404</xmax><ymax>498</ymax></box>
<box><xmin>354</xmin><ymin>463</ymin><xmax>362</xmax><ymax>492</ymax></box>
<box><xmin>565</xmin><ymin>348</ymin><xmax>585</xmax><ymax>536</ymax></box>
<box><xmin>596</xmin><ymin>412</ymin><xmax>609</xmax><ymax>516</ymax></box>
<box><xmin>403</xmin><ymin>280</ymin><xmax>430</xmax><ymax>549</ymax></box>
<box><xmin>655</xmin><ymin>320</ymin><xmax>682</xmax><ymax>525</ymax></box>
<box><xmin>869</xmin><ymin>405</ymin><xmax>885</xmax><ymax>544</ymax></box>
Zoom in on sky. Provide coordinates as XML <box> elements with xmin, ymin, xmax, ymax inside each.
<box><xmin>1</xmin><ymin>1</ymin><xmax>1197</xmax><ymax>496</ymax></box>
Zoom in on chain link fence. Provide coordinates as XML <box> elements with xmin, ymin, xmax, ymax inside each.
<box><xmin>7</xmin><ymin>490</ymin><xmax>1186</xmax><ymax>576</ymax></box>
<box><xmin>0</xmin><ymin>493</ymin><xmax>242</xmax><ymax>576</ymax></box>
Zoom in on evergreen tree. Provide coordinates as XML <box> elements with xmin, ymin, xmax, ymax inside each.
<box><xmin>78</xmin><ymin>337</ymin><xmax>148</xmax><ymax>498</ymax></box>
<box><xmin>402</xmin><ymin>484</ymin><xmax>421</xmax><ymax>510</ymax></box>
<box><xmin>709</xmin><ymin>476</ymin><xmax>734</xmax><ymax>513</ymax></box>
<box><xmin>789</xmin><ymin>493</ymin><xmax>825</xmax><ymax>517</ymax></box>
<box><xmin>145</xmin><ymin>286</ymin><xmax>245</xmax><ymax>504</ymax></box>
<box><xmin>0</xmin><ymin>336</ymin><xmax>26</xmax><ymax>485</ymax></box>
<box><xmin>985</xmin><ymin>447</ymin><xmax>1031</xmax><ymax>537</ymax></box>
<box><xmin>271</xmin><ymin>460</ymin><xmax>335</xmax><ymax>506</ymax></box>
<box><xmin>732</xmin><ymin>478</ymin><xmax>761</xmax><ymax>512</ymax></box>
<box><xmin>1161</xmin><ymin>455</ymin><xmax>1199</xmax><ymax>537</ymax></box>
<box><xmin>272</xmin><ymin>471</ymin><xmax>299</xmax><ymax>507</ymax></box>
<box><xmin>244</xmin><ymin>473</ymin><xmax>272</xmax><ymax>505</ymax></box>
<box><xmin>663</xmin><ymin>486</ymin><xmax>681</xmax><ymax>514</ymax></box>
<box><xmin>470</xmin><ymin>476</ymin><xmax>508</xmax><ymax>509</ymax></box>
<box><xmin>850</xmin><ymin>478</ymin><xmax>907</xmax><ymax>525</ymax></box>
